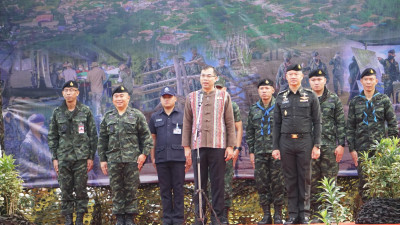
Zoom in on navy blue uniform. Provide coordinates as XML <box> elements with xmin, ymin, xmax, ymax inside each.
<box><xmin>149</xmin><ymin>107</ymin><xmax>185</xmax><ymax>225</ymax></box>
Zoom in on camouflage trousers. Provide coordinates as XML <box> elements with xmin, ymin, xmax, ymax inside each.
<box><xmin>310</xmin><ymin>146</ymin><xmax>339</xmax><ymax>212</ymax></box>
<box><xmin>207</xmin><ymin>159</ymin><xmax>234</xmax><ymax>208</ymax></box>
<box><xmin>109</xmin><ymin>162</ymin><xmax>139</xmax><ymax>214</ymax></box>
<box><xmin>254</xmin><ymin>153</ymin><xmax>285</xmax><ymax>207</ymax></box>
<box><xmin>333</xmin><ymin>74</ymin><xmax>344</xmax><ymax>95</ymax></box>
<box><xmin>58</xmin><ymin>160</ymin><xmax>88</xmax><ymax>215</ymax></box>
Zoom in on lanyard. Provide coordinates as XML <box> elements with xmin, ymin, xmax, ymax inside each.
<box><xmin>358</xmin><ymin>93</ymin><xmax>379</xmax><ymax>125</ymax></box>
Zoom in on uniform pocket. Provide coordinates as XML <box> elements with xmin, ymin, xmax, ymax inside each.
<box><xmin>124</xmin><ymin>120</ymin><xmax>137</xmax><ymax>134</ymax></box>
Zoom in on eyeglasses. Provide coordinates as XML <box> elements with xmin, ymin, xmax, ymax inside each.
<box><xmin>63</xmin><ymin>88</ymin><xmax>78</xmax><ymax>93</ymax></box>
<box><xmin>200</xmin><ymin>74</ymin><xmax>216</xmax><ymax>79</ymax></box>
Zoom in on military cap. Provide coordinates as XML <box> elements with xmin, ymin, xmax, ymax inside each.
<box><xmin>215</xmin><ymin>77</ymin><xmax>226</xmax><ymax>88</ymax></box>
<box><xmin>388</xmin><ymin>49</ymin><xmax>395</xmax><ymax>54</ymax></box>
<box><xmin>286</xmin><ymin>64</ymin><xmax>302</xmax><ymax>72</ymax></box>
<box><xmin>28</xmin><ymin>113</ymin><xmax>45</xmax><ymax>123</ymax></box>
<box><xmin>312</xmin><ymin>51</ymin><xmax>319</xmax><ymax>57</ymax></box>
<box><xmin>309</xmin><ymin>69</ymin><xmax>326</xmax><ymax>78</ymax></box>
<box><xmin>283</xmin><ymin>51</ymin><xmax>292</xmax><ymax>59</ymax></box>
<box><xmin>257</xmin><ymin>78</ymin><xmax>274</xmax><ymax>88</ymax></box>
<box><xmin>91</xmin><ymin>62</ymin><xmax>99</xmax><ymax>67</ymax></box>
<box><xmin>62</xmin><ymin>80</ymin><xmax>79</xmax><ymax>90</ymax></box>
<box><xmin>361</xmin><ymin>68</ymin><xmax>376</xmax><ymax>78</ymax></box>
<box><xmin>112</xmin><ymin>85</ymin><xmax>129</xmax><ymax>96</ymax></box>
<box><xmin>160</xmin><ymin>86</ymin><xmax>176</xmax><ymax>96</ymax></box>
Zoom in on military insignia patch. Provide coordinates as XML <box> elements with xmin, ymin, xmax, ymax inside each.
<box><xmin>121</xmin><ymin>86</ymin><xmax>125</xmax><ymax>90</ymax></box>
<box><xmin>318</xmin><ymin>70</ymin><xmax>322</xmax><ymax>75</ymax></box>
<box><xmin>70</xmin><ymin>82</ymin><xmax>73</xmax><ymax>86</ymax></box>
<box><xmin>265</xmin><ymin>80</ymin><xmax>269</xmax><ymax>84</ymax></box>
<box><xmin>298</xmin><ymin>65</ymin><xmax>302</xmax><ymax>69</ymax></box>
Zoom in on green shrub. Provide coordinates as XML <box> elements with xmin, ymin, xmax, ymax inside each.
<box><xmin>0</xmin><ymin>154</ymin><xmax>24</xmax><ymax>215</ymax></box>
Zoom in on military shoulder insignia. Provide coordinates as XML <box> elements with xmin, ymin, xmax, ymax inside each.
<box><xmin>278</xmin><ymin>89</ymin><xmax>288</xmax><ymax>95</ymax></box>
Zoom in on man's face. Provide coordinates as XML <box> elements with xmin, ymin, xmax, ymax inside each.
<box><xmin>389</xmin><ymin>52</ymin><xmax>396</xmax><ymax>58</ymax></box>
<box><xmin>258</xmin><ymin>85</ymin><xmax>275</xmax><ymax>101</ymax></box>
<box><xmin>309</xmin><ymin>76</ymin><xmax>326</xmax><ymax>92</ymax></box>
<box><xmin>200</xmin><ymin>68</ymin><xmax>218</xmax><ymax>90</ymax></box>
<box><xmin>191</xmin><ymin>49</ymin><xmax>197</xmax><ymax>55</ymax></box>
<box><xmin>218</xmin><ymin>59</ymin><xmax>225</xmax><ymax>66</ymax></box>
<box><xmin>286</xmin><ymin>70</ymin><xmax>303</xmax><ymax>86</ymax></box>
<box><xmin>62</xmin><ymin>87</ymin><xmax>79</xmax><ymax>102</ymax></box>
<box><xmin>360</xmin><ymin>75</ymin><xmax>378</xmax><ymax>92</ymax></box>
<box><xmin>160</xmin><ymin>94</ymin><xmax>176</xmax><ymax>108</ymax></box>
<box><xmin>113</xmin><ymin>93</ymin><xmax>130</xmax><ymax>109</ymax></box>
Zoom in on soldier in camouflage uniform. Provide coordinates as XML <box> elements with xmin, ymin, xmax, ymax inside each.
<box><xmin>329</xmin><ymin>52</ymin><xmax>345</xmax><ymax>95</ymax></box>
<box><xmin>347</xmin><ymin>68</ymin><xmax>398</xmax><ymax>202</ymax></box>
<box><xmin>48</xmin><ymin>80</ymin><xmax>98</xmax><ymax>225</ymax></box>
<box><xmin>216</xmin><ymin>57</ymin><xmax>234</xmax><ymax>80</ymax></box>
<box><xmin>378</xmin><ymin>49</ymin><xmax>400</xmax><ymax>101</ymax></box>
<box><xmin>188</xmin><ymin>47</ymin><xmax>205</xmax><ymax>91</ymax></box>
<box><xmin>214</xmin><ymin>77</ymin><xmax>243</xmax><ymax>224</ymax></box>
<box><xmin>275</xmin><ymin>51</ymin><xmax>292</xmax><ymax>92</ymax></box>
<box><xmin>308</xmin><ymin>69</ymin><xmax>346</xmax><ymax>222</ymax></box>
<box><xmin>304</xmin><ymin>51</ymin><xmax>329</xmax><ymax>87</ymax></box>
<box><xmin>246</xmin><ymin>79</ymin><xmax>284</xmax><ymax>224</ymax></box>
<box><xmin>98</xmin><ymin>85</ymin><xmax>153</xmax><ymax>225</ymax></box>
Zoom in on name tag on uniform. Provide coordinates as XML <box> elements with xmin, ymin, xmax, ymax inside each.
<box><xmin>156</xmin><ymin>119</ymin><xmax>163</xmax><ymax>122</ymax></box>
<box><xmin>173</xmin><ymin>123</ymin><xmax>181</xmax><ymax>135</ymax></box>
<box><xmin>78</xmin><ymin>123</ymin><xmax>85</xmax><ymax>134</ymax></box>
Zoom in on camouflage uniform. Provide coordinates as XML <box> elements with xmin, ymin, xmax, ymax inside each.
<box><xmin>275</xmin><ymin>62</ymin><xmax>291</xmax><ymax>92</ymax></box>
<box><xmin>3</xmin><ymin>115</ymin><xmax>20</xmax><ymax>160</ymax></box>
<box><xmin>187</xmin><ymin>53</ymin><xmax>204</xmax><ymax>91</ymax></box>
<box><xmin>347</xmin><ymin>90</ymin><xmax>398</xmax><ymax>201</ymax></box>
<box><xmin>48</xmin><ymin>101</ymin><xmax>98</xmax><ymax>215</ymax></box>
<box><xmin>246</xmin><ymin>98</ymin><xmax>285</xmax><ymax>210</ymax></box>
<box><xmin>379</xmin><ymin>57</ymin><xmax>400</xmax><ymax>99</ymax></box>
<box><xmin>119</xmin><ymin>69</ymin><xmax>134</xmax><ymax>95</ymax></box>
<box><xmin>216</xmin><ymin>65</ymin><xmax>234</xmax><ymax>80</ymax></box>
<box><xmin>348</xmin><ymin>57</ymin><xmax>361</xmax><ymax>101</ymax></box>
<box><xmin>98</xmin><ymin>107</ymin><xmax>153</xmax><ymax>215</ymax></box>
<box><xmin>19</xmin><ymin>130</ymin><xmax>54</xmax><ymax>182</ymax></box>
<box><xmin>329</xmin><ymin>56</ymin><xmax>345</xmax><ymax>95</ymax></box>
<box><xmin>311</xmin><ymin>88</ymin><xmax>346</xmax><ymax>212</ymax></box>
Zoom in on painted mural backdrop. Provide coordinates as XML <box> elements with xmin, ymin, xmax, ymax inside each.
<box><xmin>1</xmin><ymin>0</ymin><xmax>400</xmax><ymax>187</ymax></box>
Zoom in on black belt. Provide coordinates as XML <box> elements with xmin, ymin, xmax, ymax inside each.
<box><xmin>284</xmin><ymin>133</ymin><xmax>308</xmax><ymax>139</ymax></box>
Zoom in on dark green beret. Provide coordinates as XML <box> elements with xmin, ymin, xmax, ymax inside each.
<box><xmin>112</xmin><ymin>85</ymin><xmax>129</xmax><ymax>96</ymax></box>
<box><xmin>258</xmin><ymin>78</ymin><xmax>274</xmax><ymax>88</ymax></box>
<box><xmin>62</xmin><ymin>80</ymin><xmax>79</xmax><ymax>90</ymax></box>
<box><xmin>286</xmin><ymin>64</ymin><xmax>302</xmax><ymax>72</ymax></box>
<box><xmin>361</xmin><ymin>68</ymin><xmax>376</xmax><ymax>78</ymax></box>
<box><xmin>309</xmin><ymin>69</ymin><xmax>326</xmax><ymax>78</ymax></box>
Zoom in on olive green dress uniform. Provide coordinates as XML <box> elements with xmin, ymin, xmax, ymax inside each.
<box><xmin>311</xmin><ymin>87</ymin><xmax>346</xmax><ymax>212</ymax></box>
<box><xmin>273</xmin><ymin>86</ymin><xmax>321</xmax><ymax>221</ymax></box>
<box><xmin>347</xmin><ymin>76</ymin><xmax>398</xmax><ymax>201</ymax></box>
<box><xmin>48</xmin><ymin>101</ymin><xmax>98</xmax><ymax>215</ymax></box>
<box><xmin>98</xmin><ymin>107</ymin><xmax>153</xmax><ymax>215</ymax></box>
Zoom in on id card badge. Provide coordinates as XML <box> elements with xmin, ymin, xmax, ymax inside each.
<box><xmin>78</xmin><ymin>122</ymin><xmax>85</xmax><ymax>134</ymax></box>
<box><xmin>173</xmin><ymin>123</ymin><xmax>181</xmax><ymax>135</ymax></box>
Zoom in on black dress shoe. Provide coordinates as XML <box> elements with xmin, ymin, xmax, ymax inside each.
<box><xmin>299</xmin><ymin>217</ymin><xmax>309</xmax><ymax>224</ymax></box>
<box><xmin>284</xmin><ymin>217</ymin><xmax>299</xmax><ymax>224</ymax></box>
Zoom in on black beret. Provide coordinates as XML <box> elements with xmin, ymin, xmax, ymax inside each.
<box><xmin>309</xmin><ymin>69</ymin><xmax>326</xmax><ymax>78</ymax></box>
<box><xmin>361</xmin><ymin>68</ymin><xmax>376</xmax><ymax>78</ymax></box>
<box><xmin>286</xmin><ymin>64</ymin><xmax>302</xmax><ymax>72</ymax></box>
<box><xmin>112</xmin><ymin>85</ymin><xmax>129</xmax><ymax>96</ymax></box>
<box><xmin>388</xmin><ymin>49</ymin><xmax>395</xmax><ymax>54</ymax></box>
<box><xmin>258</xmin><ymin>79</ymin><xmax>274</xmax><ymax>88</ymax></box>
<box><xmin>62</xmin><ymin>80</ymin><xmax>79</xmax><ymax>90</ymax></box>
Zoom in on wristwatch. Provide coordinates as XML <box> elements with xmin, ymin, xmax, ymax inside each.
<box><xmin>233</xmin><ymin>146</ymin><xmax>242</xmax><ymax>151</ymax></box>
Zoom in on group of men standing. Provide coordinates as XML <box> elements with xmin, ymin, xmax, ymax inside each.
<box><xmin>47</xmin><ymin>49</ymin><xmax>398</xmax><ymax>225</ymax></box>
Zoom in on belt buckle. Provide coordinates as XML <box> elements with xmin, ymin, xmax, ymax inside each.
<box><xmin>291</xmin><ymin>134</ymin><xmax>298</xmax><ymax>139</ymax></box>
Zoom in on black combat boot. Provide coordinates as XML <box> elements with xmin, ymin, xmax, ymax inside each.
<box><xmin>75</xmin><ymin>213</ymin><xmax>84</xmax><ymax>225</ymax></box>
<box><xmin>64</xmin><ymin>214</ymin><xmax>73</xmax><ymax>225</ymax></box>
<box><xmin>219</xmin><ymin>207</ymin><xmax>229</xmax><ymax>224</ymax></box>
<box><xmin>258</xmin><ymin>205</ymin><xmax>272</xmax><ymax>224</ymax></box>
<box><xmin>115</xmin><ymin>214</ymin><xmax>125</xmax><ymax>225</ymax></box>
<box><xmin>273</xmin><ymin>205</ymin><xmax>283</xmax><ymax>224</ymax></box>
<box><xmin>125</xmin><ymin>213</ymin><xmax>136</xmax><ymax>225</ymax></box>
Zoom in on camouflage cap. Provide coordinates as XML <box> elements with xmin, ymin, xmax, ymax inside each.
<box><xmin>112</xmin><ymin>85</ymin><xmax>129</xmax><ymax>96</ymax></box>
<box><xmin>361</xmin><ymin>68</ymin><xmax>376</xmax><ymax>78</ymax></box>
<box><xmin>28</xmin><ymin>113</ymin><xmax>45</xmax><ymax>123</ymax></box>
<box><xmin>62</xmin><ymin>80</ymin><xmax>79</xmax><ymax>90</ymax></box>
<box><xmin>257</xmin><ymin>78</ymin><xmax>274</xmax><ymax>88</ymax></box>
<box><xmin>309</xmin><ymin>69</ymin><xmax>326</xmax><ymax>78</ymax></box>
<box><xmin>215</xmin><ymin>77</ymin><xmax>226</xmax><ymax>88</ymax></box>
<box><xmin>286</xmin><ymin>64</ymin><xmax>302</xmax><ymax>72</ymax></box>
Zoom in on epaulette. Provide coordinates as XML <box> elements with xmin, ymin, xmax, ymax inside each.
<box><xmin>303</xmin><ymin>88</ymin><xmax>313</xmax><ymax>92</ymax></box>
<box><xmin>278</xmin><ymin>89</ymin><xmax>288</xmax><ymax>95</ymax></box>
